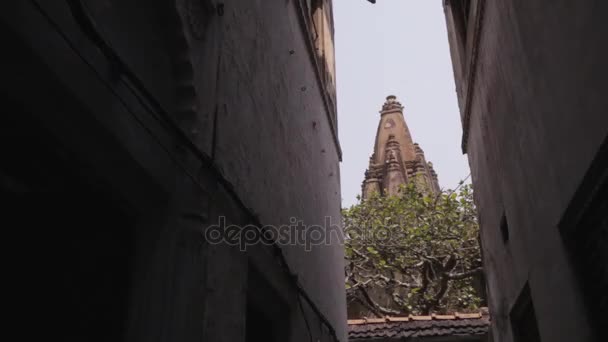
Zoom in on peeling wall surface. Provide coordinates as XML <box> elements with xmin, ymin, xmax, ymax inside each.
<box><xmin>1</xmin><ymin>0</ymin><xmax>346</xmax><ymax>341</ymax></box>
<box><xmin>444</xmin><ymin>1</ymin><xmax>608</xmax><ymax>342</ymax></box>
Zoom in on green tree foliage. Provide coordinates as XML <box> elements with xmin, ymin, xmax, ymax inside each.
<box><xmin>344</xmin><ymin>182</ymin><xmax>482</xmax><ymax>316</ymax></box>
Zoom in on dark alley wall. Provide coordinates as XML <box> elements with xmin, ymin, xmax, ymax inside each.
<box><xmin>1</xmin><ymin>0</ymin><xmax>346</xmax><ymax>341</ymax></box>
<box><xmin>444</xmin><ymin>1</ymin><xmax>608</xmax><ymax>342</ymax></box>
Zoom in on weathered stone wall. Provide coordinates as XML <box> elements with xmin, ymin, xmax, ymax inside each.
<box><xmin>1</xmin><ymin>0</ymin><xmax>346</xmax><ymax>341</ymax></box>
<box><xmin>190</xmin><ymin>1</ymin><xmax>347</xmax><ymax>340</ymax></box>
<box><xmin>444</xmin><ymin>1</ymin><xmax>608</xmax><ymax>341</ymax></box>
<box><xmin>189</xmin><ymin>2</ymin><xmax>345</xmax><ymax>340</ymax></box>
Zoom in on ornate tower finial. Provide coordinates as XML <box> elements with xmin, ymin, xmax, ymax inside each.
<box><xmin>381</xmin><ymin>95</ymin><xmax>404</xmax><ymax>112</ymax></box>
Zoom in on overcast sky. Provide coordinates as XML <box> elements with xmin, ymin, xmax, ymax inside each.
<box><xmin>334</xmin><ymin>0</ymin><xmax>470</xmax><ymax>207</ymax></box>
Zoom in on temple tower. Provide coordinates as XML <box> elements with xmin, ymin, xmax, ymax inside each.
<box><xmin>361</xmin><ymin>95</ymin><xmax>440</xmax><ymax>198</ymax></box>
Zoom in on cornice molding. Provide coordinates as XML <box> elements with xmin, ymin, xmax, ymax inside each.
<box><xmin>460</xmin><ymin>0</ymin><xmax>486</xmax><ymax>154</ymax></box>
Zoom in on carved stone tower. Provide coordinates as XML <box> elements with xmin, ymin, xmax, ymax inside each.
<box><xmin>361</xmin><ymin>95</ymin><xmax>440</xmax><ymax>198</ymax></box>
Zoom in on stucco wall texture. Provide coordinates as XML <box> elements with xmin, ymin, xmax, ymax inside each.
<box><xmin>445</xmin><ymin>1</ymin><xmax>608</xmax><ymax>342</ymax></box>
<box><xmin>195</xmin><ymin>1</ymin><xmax>346</xmax><ymax>340</ymax></box>
<box><xmin>1</xmin><ymin>0</ymin><xmax>346</xmax><ymax>341</ymax></box>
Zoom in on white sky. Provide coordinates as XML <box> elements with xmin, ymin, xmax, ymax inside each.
<box><xmin>334</xmin><ymin>0</ymin><xmax>471</xmax><ymax>207</ymax></box>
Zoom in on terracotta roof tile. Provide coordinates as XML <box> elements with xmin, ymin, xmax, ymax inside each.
<box><xmin>433</xmin><ymin>314</ymin><xmax>457</xmax><ymax>320</ymax></box>
<box><xmin>455</xmin><ymin>312</ymin><xmax>482</xmax><ymax>319</ymax></box>
<box><xmin>386</xmin><ymin>316</ymin><xmax>410</xmax><ymax>322</ymax></box>
<box><xmin>348</xmin><ymin>311</ymin><xmax>490</xmax><ymax>341</ymax></box>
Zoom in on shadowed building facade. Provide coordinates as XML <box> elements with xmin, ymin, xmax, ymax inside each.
<box><xmin>362</xmin><ymin>95</ymin><xmax>440</xmax><ymax>199</ymax></box>
<box><xmin>443</xmin><ymin>1</ymin><xmax>608</xmax><ymax>342</ymax></box>
<box><xmin>1</xmin><ymin>1</ymin><xmax>346</xmax><ymax>341</ymax></box>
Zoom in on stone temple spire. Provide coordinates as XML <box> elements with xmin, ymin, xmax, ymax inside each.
<box><xmin>361</xmin><ymin>95</ymin><xmax>440</xmax><ymax>199</ymax></box>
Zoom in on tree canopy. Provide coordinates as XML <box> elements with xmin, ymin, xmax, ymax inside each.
<box><xmin>344</xmin><ymin>181</ymin><xmax>482</xmax><ymax>317</ymax></box>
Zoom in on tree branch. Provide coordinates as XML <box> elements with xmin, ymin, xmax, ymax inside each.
<box><xmin>359</xmin><ymin>287</ymin><xmax>402</xmax><ymax>316</ymax></box>
<box><xmin>424</xmin><ymin>273</ymin><xmax>450</xmax><ymax>315</ymax></box>
<box><xmin>447</xmin><ymin>267</ymin><xmax>482</xmax><ymax>280</ymax></box>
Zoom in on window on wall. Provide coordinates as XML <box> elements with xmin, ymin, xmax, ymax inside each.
<box><xmin>510</xmin><ymin>284</ymin><xmax>541</xmax><ymax>342</ymax></box>
<box><xmin>559</xmin><ymin>135</ymin><xmax>608</xmax><ymax>341</ymax></box>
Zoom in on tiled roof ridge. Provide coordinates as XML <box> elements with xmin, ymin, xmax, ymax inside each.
<box><xmin>347</xmin><ymin>308</ymin><xmax>490</xmax><ymax>325</ymax></box>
